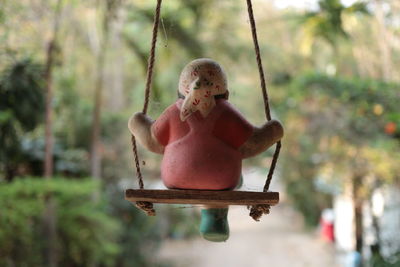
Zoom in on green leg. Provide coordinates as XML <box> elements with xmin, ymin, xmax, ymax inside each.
<box><xmin>199</xmin><ymin>175</ymin><xmax>242</xmax><ymax>242</ymax></box>
<box><xmin>200</xmin><ymin>208</ymin><xmax>229</xmax><ymax>242</ymax></box>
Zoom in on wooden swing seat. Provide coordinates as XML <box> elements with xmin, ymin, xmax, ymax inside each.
<box><xmin>125</xmin><ymin>189</ymin><xmax>279</xmax><ymax>206</ymax></box>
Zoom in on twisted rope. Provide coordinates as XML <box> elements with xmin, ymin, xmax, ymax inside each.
<box><xmin>246</xmin><ymin>0</ymin><xmax>282</xmax><ymax>220</ymax></box>
<box><xmin>131</xmin><ymin>0</ymin><xmax>163</xmax><ymax>215</ymax></box>
<box><xmin>142</xmin><ymin>0</ymin><xmax>162</xmax><ymax>115</ymax></box>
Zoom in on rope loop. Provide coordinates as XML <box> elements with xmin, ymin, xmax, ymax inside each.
<box><xmin>249</xmin><ymin>204</ymin><xmax>271</xmax><ymax>221</ymax></box>
<box><xmin>136</xmin><ymin>201</ymin><xmax>156</xmax><ymax>216</ymax></box>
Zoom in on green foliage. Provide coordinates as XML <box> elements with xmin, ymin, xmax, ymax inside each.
<box><xmin>20</xmin><ymin>137</ymin><xmax>89</xmax><ymax>177</ymax></box>
<box><xmin>290</xmin><ymin>73</ymin><xmax>400</xmax><ymax>141</ymax></box>
<box><xmin>0</xmin><ymin>59</ymin><xmax>44</xmax><ymax>131</ymax></box>
<box><xmin>106</xmin><ymin>185</ymin><xmax>162</xmax><ymax>267</ymax></box>
<box><xmin>106</xmin><ymin>184</ymin><xmax>199</xmax><ymax>267</ymax></box>
<box><xmin>280</xmin><ymin>118</ymin><xmax>332</xmax><ymax>226</ymax></box>
<box><xmin>0</xmin><ymin>59</ymin><xmax>93</xmax><ymax>180</ymax></box>
<box><xmin>370</xmin><ymin>251</ymin><xmax>400</xmax><ymax>267</ymax></box>
<box><xmin>280</xmin><ymin>73</ymin><xmax>400</xmax><ymax>226</ymax></box>
<box><xmin>300</xmin><ymin>0</ymin><xmax>369</xmax><ymax>49</ymax></box>
<box><xmin>54</xmin><ymin>75</ymin><xmax>93</xmax><ymax>150</ymax></box>
<box><xmin>0</xmin><ymin>59</ymin><xmax>45</xmax><ymax>180</ymax></box>
<box><xmin>0</xmin><ymin>177</ymin><xmax>195</xmax><ymax>266</ymax></box>
<box><xmin>0</xmin><ymin>177</ymin><xmax>121</xmax><ymax>266</ymax></box>
<box><xmin>0</xmin><ymin>6</ymin><xmax>4</xmax><ymax>25</ymax></box>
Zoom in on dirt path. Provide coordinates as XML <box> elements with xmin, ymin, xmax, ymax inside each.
<box><xmin>157</xmin><ymin>170</ymin><xmax>339</xmax><ymax>267</ymax></box>
<box><xmin>157</xmin><ymin>204</ymin><xmax>338</xmax><ymax>267</ymax></box>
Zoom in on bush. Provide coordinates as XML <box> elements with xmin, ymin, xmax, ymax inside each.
<box><xmin>0</xmin><ymin>177</ymin><xmax>121</xmax><ymax>266</ymax></box>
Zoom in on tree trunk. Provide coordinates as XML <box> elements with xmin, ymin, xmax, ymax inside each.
<box><xmin>354</xmin><ymin>200</ymin><xmax>363</xmax><ymax>253</ymax></box>
<box><xmin>43</xmin><ymin>197</ymin><xmax>58</xmax><ymax>267</ymax></box>
<box><xmin>90</xmin><ymin>0</ymin><xmax>120</xmax><ymax>179</ymax></box>
<box><xmin>43</xmin><ymin>0</ymin><xmax>63</xmax><ymax>266</ymax></box>
<box><xmin>375</xmin><ymin>0</ymin><xmax>392</xmax><ymax>82</ymax></box>
<box><xmin>43</xmin><ymin>39</ymin><xmax>58</xmax><ymax>265</ymax></box>
<box><xmin>90</xmin><ymin>52</ymin><xmax>105</xmax><ymax>180</ymax></box>
<box><xmin>352</xmin><ymin>175</ymin><xmax>364</xmax><ymax>260</ymax></box>
<box><xmin>369</xmin><ymin>195</ymin><xmax>381</xmax><ymax>246</ymax></box>
<box><xmin>107</xmin><ymin>6</ymin><xmax>125</xmax><ymax>112</ymax></box>
<box><xmin>5</xmin><ymin>163</ymin><xmax>15</xmax><ymax>182</ymax></box>
<box><xmin>44</xmin><ymin>39</ymin><xmax>56</xmax><ymax>178</ymax></box>
<box><xmin>90</xmin><ymin>23</ymin><xmax>109</xmax><ymax>180</ymax></box>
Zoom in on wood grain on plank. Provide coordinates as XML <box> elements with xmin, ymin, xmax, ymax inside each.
<box><xmin>125</xmin><ymin>189</ymin><xmax>279</xmax><ymax>206</ymax></box>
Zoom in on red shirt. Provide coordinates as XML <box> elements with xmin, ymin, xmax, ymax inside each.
<box><xmin>152</xmin><ymin>99</ymin><xmax>253</xmax><ymax>190</ymax></box>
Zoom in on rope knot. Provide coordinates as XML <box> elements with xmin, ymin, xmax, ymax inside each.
<box><xmin>136</xmin><ymin>201</ymin><xmax>156</xmax><ymax>216</ymax></box>
<box><xmin>249</xmin><ymin>204</ymin><xmax>270</xmax><ymax>221</ymax></box>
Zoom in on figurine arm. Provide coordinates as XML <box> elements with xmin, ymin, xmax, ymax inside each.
<box><xmin>128</xmin><ymin>112</ymin><xmax>164</xmax><ymax>154</ymax></box>
<box><xmin>239</xmin><ymin>119</ymin><xmax>284</xmax><ymax>159</ymax></box>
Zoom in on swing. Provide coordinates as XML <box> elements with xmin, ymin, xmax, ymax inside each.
<box><xmin>125</xmin><ymin>0</ymin><xmax>282</xmax><ymax>222</ymax></box>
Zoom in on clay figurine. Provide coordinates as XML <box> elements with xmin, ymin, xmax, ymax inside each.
<box><xmin>129</xmin><ymin>58</ymin><xmax>283</xmax><ymax>242</ymax></box>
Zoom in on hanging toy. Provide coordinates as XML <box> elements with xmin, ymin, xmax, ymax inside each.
<box><xmin>129</xmin><ymin>58</ymin><xmax>283</xmax><ymax>242</ymax></box>
<box><xmin>125</xmin><ymin>0</ymin><xmax>284</xmax><ymax>243</ymax></box>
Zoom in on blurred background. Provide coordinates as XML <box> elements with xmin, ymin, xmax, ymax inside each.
<box><xmin>1</xmin><ymin>0</ymin><xmax>399</xmax><ymax>266</ymax></box>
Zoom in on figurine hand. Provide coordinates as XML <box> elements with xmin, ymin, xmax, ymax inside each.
<box><xmin>128</xmin><ymin>112</ymin><xmax>164</xmax><ymax>154</ymax></box>
<box><xmin>239</xmin><ymin>119</ymin><xmax>284</xmax><ymax>158</ymax></box>
<box><xmin>129</xmin><ymin>112</ymin><xmax>149</xmax><ymax>132</ymax></box>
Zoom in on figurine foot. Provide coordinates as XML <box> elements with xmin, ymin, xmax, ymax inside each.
<box><xmin>200</xmin><ymin>208</ymin><xmax>229</xmax><ymax>242</ymax></box>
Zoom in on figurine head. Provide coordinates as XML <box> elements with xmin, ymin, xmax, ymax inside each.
<box><xmin>178</xmin><ymin>58</ymin><xmax>228</xmax><ymax>121</ymax></box>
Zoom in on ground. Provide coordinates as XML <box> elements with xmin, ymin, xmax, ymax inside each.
<box><xmin>157</xmin><ymin>170</ymin><xmax>339</xmax><ymax>267</ymax></box>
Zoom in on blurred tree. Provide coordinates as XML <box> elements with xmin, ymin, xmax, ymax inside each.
<box><xmin>373</xmin><ymin>0</ymin><xmax>393</xmax><ymax>81</ymax></box>
<box><xmin>123</xmin><ymin>0</ymin><xmax>207</xmax><ymax>105</ymax></box>
<box><xmin>0</xmin><ymin>59</ymin><xmax>45</xmax><ymax>182</ymax></box>
<box><xmin>282</xmin><ymin>73</ymin><xmax>400</xmax><ymax>255</ymax></box>
<box><xmin>299</xmin><ymin>0</ymin><xmax>369</xmax><ymax>59</ymax></box>
<box><xmin>44</xmin><ymin>0</ymin><xmax>64</xmax><ymax>179</ymax></box>
<box><xmin>90</xmin><ymin>0</ymin><xmax>122</xmax><ymax>180</ymax></box>
<box><xmin>0</xmin><ymin>178</ymin><xmax>121</xmax><ymax>266</ymax></box>
<box><xmin>42</xmin><ymin>1</ymin><xmax>64</xmax><ymax>265</ymax></box>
